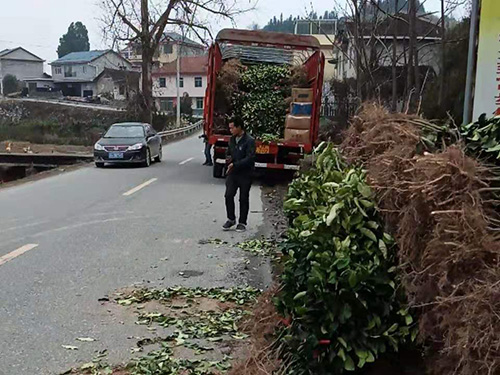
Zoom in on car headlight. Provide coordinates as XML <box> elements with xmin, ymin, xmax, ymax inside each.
<box><xmin>127</xmin><ymin>143</ymin><xmax>144</xmax><ymax>151</ymax></box>
<box><xmin>94</xmin><ymin>143</ymin><xmax>105</xmax><ymax>151</ymax></box>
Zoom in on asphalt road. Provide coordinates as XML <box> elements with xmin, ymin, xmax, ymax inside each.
<box><xmin>0</xmin><ymin>134</ymin><xmax>271</xmax><ymax>375</ymax></box>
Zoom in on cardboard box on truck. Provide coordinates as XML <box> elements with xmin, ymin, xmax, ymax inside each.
<box><xmin>290</xmin><ymin>102</ymin><xmax>313</xmax><ymax>116</ymax></box>
<box><xmin>292</xmin><ymin>88</ymin><xmax>313</xmax><ymax>103</ymax></box>
<box><xmin>284</xmin><ymin>128</ymin><xmax>310</xmax><ymax>143</ymax></box>
<box><xmin>285</xmin><ymin>115</ymin><xmax>311</xmax><ymax>130</ymax></box>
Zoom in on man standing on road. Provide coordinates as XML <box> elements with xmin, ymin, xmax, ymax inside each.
<box><xmin>222</xmin><ymin>118</ymin><xmax>255</xmax><ymax>232</ymax></box>
<box><xmin>200</xmin><ymin>133</ymin><xmax>213</xmax><ymax>166</ymax></box>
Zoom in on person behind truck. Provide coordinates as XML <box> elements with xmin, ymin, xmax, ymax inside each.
<box><xmin>222</xmin><ymin>117</ymin><xmax>256</xmax><ymax>232</ymax></box>
<box><xmin>199</xmin><ymin>133</ymin><xmax>213</xmax><ymax>166</ymax></box>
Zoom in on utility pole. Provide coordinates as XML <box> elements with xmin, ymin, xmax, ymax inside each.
<box><xmin>176</xmin><ymin>41</ymin><xmax>181</xmax><ymax>127</ymax></box>
<box><xmin>463</xmin><ymin>0</ymin><xmax>479</xmax><ymax>124</ymax></box>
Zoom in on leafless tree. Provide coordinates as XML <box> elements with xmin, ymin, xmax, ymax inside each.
<box><xmin>101</xmin><ymin>0</ymin><xmax>249</xmax><ymax>122</ymax></box>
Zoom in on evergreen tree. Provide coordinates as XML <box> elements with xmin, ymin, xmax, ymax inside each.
<box><xmin>57</xmin><ymin>21</ymin><xmax>90</xmax><ymax>58</ymax></box>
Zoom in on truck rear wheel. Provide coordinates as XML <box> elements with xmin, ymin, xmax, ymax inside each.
<box><xmin>213</xmin><ymin>163</ymin><xmax>224</xmax><ymax>178</ymax></box>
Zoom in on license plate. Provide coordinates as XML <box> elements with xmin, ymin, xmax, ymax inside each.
<box><xmin>108</xmin><ymin>152</ymin><xmax>124</xmax><ymax>159</ymax></box>
<box><xmin>256</xmin><ymin>145</ymin><xmax>270</xmax><ymax>154</ymax></box>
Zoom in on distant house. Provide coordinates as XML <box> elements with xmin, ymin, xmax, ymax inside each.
<box><xmin>24</xmin><ymin>73</ymin><xmax>55</xmax><ymax>93</ymax></box>
<box><xmin>122</xmin><ymin>32</ymin><xmax>206</xmax><ymax>70</ymax></box>
<box><xmin>95</xmin><ymin>68</ymin><xmax>140</xmax><ymax>100</ymax></box>
<box><xmin>0</xmin><ymin>47</ymin><xmax>45</xmax><ymax>95</ymax></box>
<box><xmin>152</xmin><ymin>55</ymin><xmax>208</xmax><ymax>116</ymax></box>
<box><xmin>50</xmin><ymin>50</ymin><xmax>133</xmax><ymax>97</ymax></box>
<box><xmin>334</xmin><ymin>14</ymin><xmax>441</xmax><ymax>81</ymax></box>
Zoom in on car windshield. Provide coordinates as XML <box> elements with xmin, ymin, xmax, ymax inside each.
<box><xmin>104</xmin><ymin>125</ymin><xmax>144</xmax><ymax>138</ymax></box>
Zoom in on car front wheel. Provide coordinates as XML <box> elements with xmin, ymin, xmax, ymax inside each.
<box><xmin>95</xmin><ymin>162</ymin><xmax>104</xmax><ymax>168</ymax></box>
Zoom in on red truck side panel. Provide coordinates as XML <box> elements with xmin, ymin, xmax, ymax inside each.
<box><xmin>204</xmin><ymin>44</ymin><xmax>222</xmax><ymax>136</ymax></box>
<box><xmin>304</xmin><ymin>51</ymin><xmax>325</xmax><ymax>146</ymax></box>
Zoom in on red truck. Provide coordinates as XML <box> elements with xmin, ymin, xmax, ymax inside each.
<box><xmin>203</xmin><ymin>28</ymin><xmax>325</xmax><ymax>178</ymax></box>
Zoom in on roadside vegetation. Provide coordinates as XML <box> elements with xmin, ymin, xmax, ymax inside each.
<box><xmin>227</xmin><ymin>104</ymin><xmax>500</xmax><ymax>375</ymax></box>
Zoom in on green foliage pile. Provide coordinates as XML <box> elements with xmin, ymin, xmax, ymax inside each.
<box><xmin>277</xmin><ymin>143</ymin><xmax>415</xmax><ymax>374</ymax></box>
<box><xmin>233</xmin><ymin>64</ymin><xmax>290</xmax><ymax>137</ymax></box>
<box><xmin>461</xmin><ymin>114</ymin><xmax>500</xmax><ymax>163</ymax></box>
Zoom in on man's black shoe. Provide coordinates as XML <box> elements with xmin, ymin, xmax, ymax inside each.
<box><xmin>222</xmin><ymin>220</ymin><xmax>236</xmax><ymax>231</ymax></box>
<box><xmin>207</xmin><ymin>162</ymin><xmax>214</xmax><ymax>166</ymax></box>
<box><xmin>235</xmin><ymin>223</ymin><xmax>246</xmax><ymax>232</ymax></box>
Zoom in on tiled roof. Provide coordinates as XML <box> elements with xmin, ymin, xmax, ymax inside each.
<box><xmin>152</xmin><ymin>55</ymin><xmax>208</xmax><ymax>76</ymax></box>
<box><xmin>0</xmin><ymin>47</ymin><xmax>44</xmax><ymax>61</ymax></box>
<box><xmin>162</xmin><ymin>32</ymin><xmax>204</xmax><ymax>48</ymax></box>
<box><xmin>0</xmin><ymin>49</ymin><xmax>12</xmax><ymax>57</ymax></box>
<box><xmin>51</xmin><ymin>50</ymin><xmax>110</xmax><ymax>65</ymax></box>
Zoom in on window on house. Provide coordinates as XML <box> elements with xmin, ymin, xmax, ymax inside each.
<box><xmin>160</xmin><ymin>99</ymin><xmax>168</xmax><ymax>111</ymax></box>
<box><xmin>194</xmin><ymin>77</ymin><xmax>202</xmax><ymax>88</ymax></box>
<box><xmin>179</xmin><ymin>77</ymin><xmax>184</xmax><ymax>88</ymax></box>
<box><xmin>196</xmin><ymin>97</ymin><xmax>204</xmax><ymax>109</ymax></box>
<box><xmin>83</xmin><ymin>66</ymin><xmax>87</xmax><ymax>74</ymax></box>
<box><xmin>167</xmin><ymin>99</ymin><xmax>174</xmax><ymax>111</ymax></box>
<box><xmin>119</xmin><ymin>85</ymin><xmax>125</xmax><ymax>95</ymax></box>
<box><xmin>64</xmin><ymin>66</ymin><xmax>76</xmax><ymax>77</ymax></box>
<box><xmin>296</xmin><ymin>22</ymin><xmax>310</xmax><ymax>35</ymax></box>
<box><xmin>311</xmin><ymin>22</ymin><xmax>319</xmax><ymax>35</ymax></box>
<box><xmin>163</xmin><ymin>44</ymin><xmax>173</xmax><ymax>54</ymax></box>
<box><xmin>320</xmin><ymin>21</ymin><xmax>336</xmax><ymax>35</ymax></box>
<box><xmin>55</xmin><ymin>67</ymin><xmax>62</xmax><ymax>75</ymax></box>
<box><xmin>159</xmin><ymin>77</ymin><xmax>166</xmax><ymax>87</ymax></box>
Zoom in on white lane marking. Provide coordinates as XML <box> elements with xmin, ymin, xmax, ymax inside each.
<box><xmin>0</xmin><ymin>215</ymin><xmax>162</xmax><ymax>250</ymax></box>
<box><xmin>123</xmin><ymin>178</ymin><xmax>158</xmax><ymax>196</ymax></box>
<box><xmin>0</xmin><ymin>220</ymin><xmax>49</xmax><ymax>234</ymax></box>
<box><xmin>0</xmin><ymin>244</ymin><xmax>39</xmax><ymax>266</ymax></box>
<box><xmin>179</xmin><ymin>157</ymin><xmax>194</xmax><ymax>165</ymax></box>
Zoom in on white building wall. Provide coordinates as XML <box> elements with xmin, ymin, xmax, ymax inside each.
<box><xmin>51</xmin><ymin>63</ymin><xmax>97</xmax><ymax>82</ymax></box>
<box><xmin>91</xmin><ymin>52</ymin><xmax>132</xmax><ymax>76</ymax></box>
<box><xmin>152</xmin><ymin>74</ymin><xmax>206</xmax><ymax>98</ymax></box>
<box><xmin>1</xmin><ymin>59</ymin><xmax>43</xmax><ymax>81</ymax></box>
<box><xmin>334</xmin><ymin>38</ymin><xmax>440</xmax><ymax>81</ymax></box>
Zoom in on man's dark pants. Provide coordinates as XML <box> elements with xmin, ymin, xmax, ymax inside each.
<box><xmin>225</xmin><ymin>172</ymin><xmax>252</xmax><ymax>225</ymax></box>
<box><xmin>204</xmin><ymin>143</ymin><xmax>212</xmax><ymax>164</ymax></box>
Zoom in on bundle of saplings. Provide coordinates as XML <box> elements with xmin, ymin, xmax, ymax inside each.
<box><xmin>232</xmin><ymin>64</ymin><xmax>291</xmax><ymax>138</ymax></box>
<box><xmin>278</xmin><ymin>143</ymin><xmax>415</xmax><ymax>374</ymax></box>
<box><xmin>213</xmin><ymin>58</ymin><xmax>310</xmax><ymax>138</ymax></box>
<box><xmin>213</xmin><ymin>59</ymin><xmax>245</xmax><ymax>134</ymax></box>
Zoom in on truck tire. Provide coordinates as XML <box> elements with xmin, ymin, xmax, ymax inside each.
<box><xmin>213</xmin><ymin>163</ymin><xmax>224</xmax><ymax>178</ymax></box>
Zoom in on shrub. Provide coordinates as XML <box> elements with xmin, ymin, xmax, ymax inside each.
<box><xmin>277</xmin><ymin>143</ymin><xmax>415</xmax><ymax>374</ymax></box>
<box><xmin>2</xmin><ymin>74</ymin><xmax>20</xmax><ymax>95</ymax></box>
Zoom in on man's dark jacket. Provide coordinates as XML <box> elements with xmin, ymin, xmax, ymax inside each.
<box><xmin>227</xmin><ymin>133</ymin><xmax>256</xmax><ymax>174</ymax></box>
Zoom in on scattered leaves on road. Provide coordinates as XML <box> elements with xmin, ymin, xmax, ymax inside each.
<box><xmin>198</xmin><ymin>238</ymin><xmax>228</xmax><ymax>245</ymax></box>
<box><xmin>76</xmin><ymin>337</ymin><xmax>96</xmax><ymax>342</ymax></box>
<box><xmin>67</xmin><ymin>286</ymin><xmax>261</xmax><ymax>374</ymax></box>
<box><xmin>236</xmin><ymin>238</ymin><xmax>279</xmax><ymax>258</ymax></box>
<box><xmin>62</xmin><ymin>345</ymin><xmax>79</xmax><ymax>351</ymax></box>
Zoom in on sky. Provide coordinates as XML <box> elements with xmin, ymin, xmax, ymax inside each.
<box><xmin>0</xmin><ymin>0</ymin><xmax>458</xmax><ymax>72</ymax></box>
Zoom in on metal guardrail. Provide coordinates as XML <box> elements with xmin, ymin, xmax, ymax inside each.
<box><xmin>158</xmin><ymin>120</ymin><xmax>203</xmax><ymax>142</ymax></box>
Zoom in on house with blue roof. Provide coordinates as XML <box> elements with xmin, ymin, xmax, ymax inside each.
<box><xmin>50</xmin><ymin>50</ymin><xmax>132</xmax><ymax>97</ymax></box>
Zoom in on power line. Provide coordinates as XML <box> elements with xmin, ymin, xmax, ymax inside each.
<box><xmin>0</xmin><ymin>39</ymin><xmax>53</xmax><ymax>49</ymax></box>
